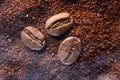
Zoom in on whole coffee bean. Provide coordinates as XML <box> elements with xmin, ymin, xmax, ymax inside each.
<box><xmin>21</xmin><ymin>26</ymin><xmax>46</xmax><ymax>50</ymax></box>
<box><xmin>45</xmin><ymin>12</ymin><xmax>73</xmax><ymax>36</ymax></box>
<box><xmin>57</xmin><ymin>36</ymin><xmax>81</xmax><ymax>65</ymax></box>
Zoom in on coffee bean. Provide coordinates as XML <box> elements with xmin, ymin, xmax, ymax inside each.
<box><xmin>21</xmin><ymin>26</ymin><xmax>46</xmax><ymax>50</ymax></box>
<box><xmin>45</xmin><ymin>12</ymin><xmax>73</xmax><ymax>36</ymax></box>
<box><xmin>57</xmin><ymin>36</ymin><xmax>81</xmax><ymax>65</ymax></box>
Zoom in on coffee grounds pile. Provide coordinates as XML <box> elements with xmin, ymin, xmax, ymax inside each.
<box><xmin>0</xmin><ymin>0</ymin><xmax>120</xmax><ymax>80</ymax></box>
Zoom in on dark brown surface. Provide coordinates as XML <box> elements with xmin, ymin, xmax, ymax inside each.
<box><xmin>0</xmin><ymin>0</ymin><xmax>120</xmax><ymax>80</ymax></box>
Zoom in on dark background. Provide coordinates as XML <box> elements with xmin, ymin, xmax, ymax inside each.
<box><xmin>0</xmin><ymin>0</ymin><xmax>120</xmax><ymax>80</ymax></box>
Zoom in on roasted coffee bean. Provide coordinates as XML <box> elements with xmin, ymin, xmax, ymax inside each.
<box><xmin>45</xmin><ymin>12</ymin><xmax>73</xmax><ymax>36</ymax></box>
<box><xmin>21</xmin><ymin>26</ymin><xmax>46</xmax><ymax>50</ymax></box>
<box><xmin>57</xmin><ymin>36</ymin><xmax>81</xmax><ymax>65</ymax></box>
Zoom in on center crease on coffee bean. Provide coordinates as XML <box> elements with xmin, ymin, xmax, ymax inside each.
<box><xmin>24</xmin><ymin>29</ymin><xmax>44</xmax><ymax>45</ymax></box>
<box><xmin>63</xmin><ymin>40</ymin><xmax>76</xmax><ymax>62</ymax></box>
<box><xmin>48</xmin><ymin>17</ymin><xmax>71</xmax><ymax>31</ymax></box>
